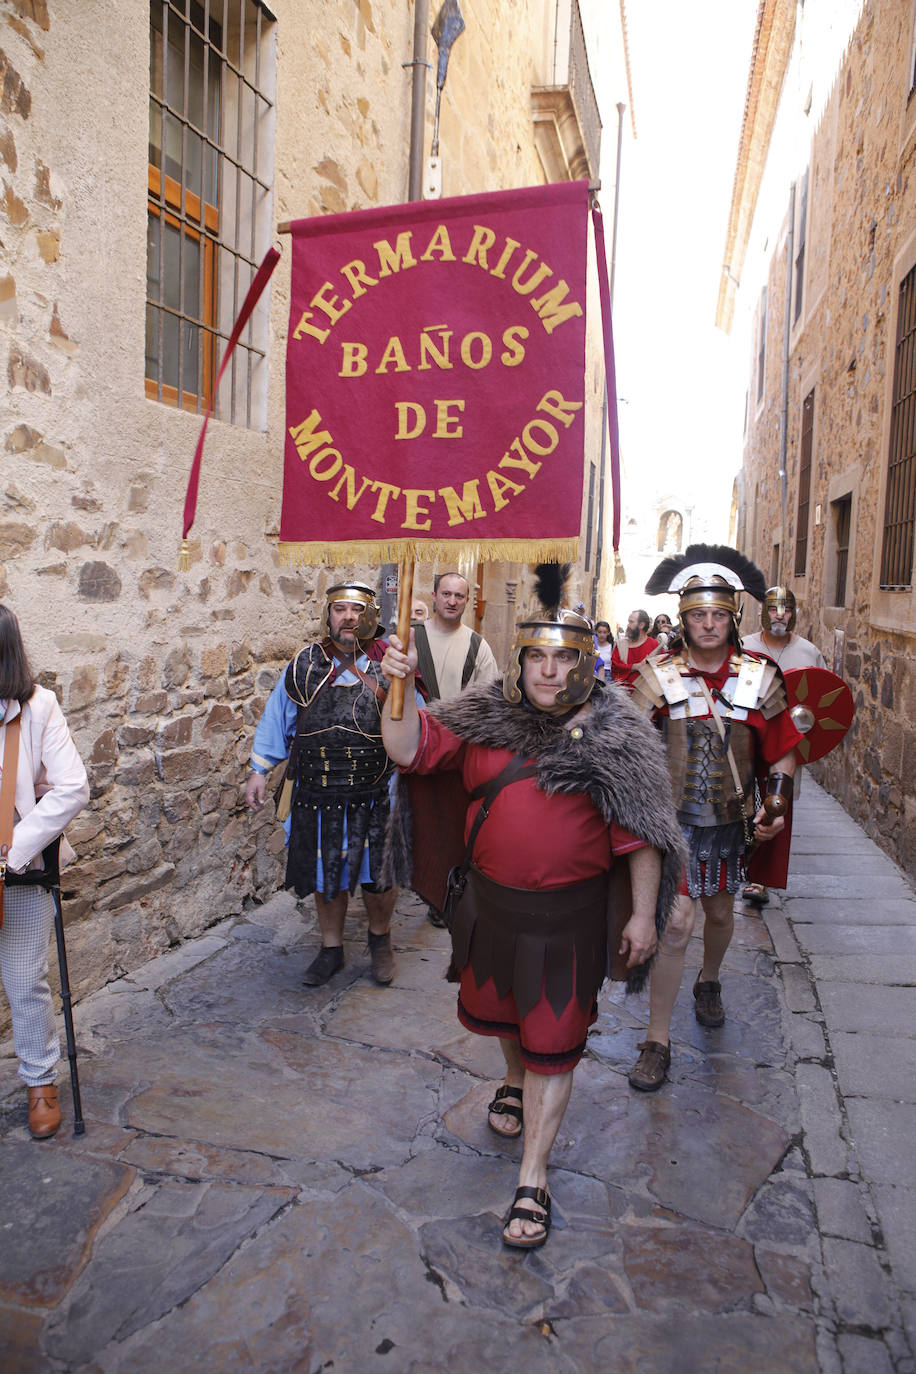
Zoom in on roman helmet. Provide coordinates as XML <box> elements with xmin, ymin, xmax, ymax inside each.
<box><xmin>646</xmin><ymin>543</ymin><xmax>767</xmax><ymax>645</ymax></box>
<box><xmin>320</xmin><ymin>582</ymin><xmax>382</xmax><ymax>643</ymax></box>
<box><xmin>761</xmin><ymin>585</ymin><xmax>797</xmax><ymax>634</ymax></box>
<box><xmin>503</xmin><ymin>563</ymin><xmax>598</xmax><ymax>708</ymax></box>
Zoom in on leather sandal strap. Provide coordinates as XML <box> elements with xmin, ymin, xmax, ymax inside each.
<box><xmin>507</xmin><ymin>1205</ymin><xmax>549</xmax><ymax>1228</ymax></box>
<box><xmin>512</xmin><ymin>1184</ymin><xmax>550</xmax><ymax>1211</ymax></box>
<box><xmin>488</xmin><ymin>1085</ymin><xmax>524</xmax><ymax>1120</ymax></box>
<box><xmin>489</xmin><ymin>1096</ymin><xmax>523</xmax><ymax>1121</ymax></box>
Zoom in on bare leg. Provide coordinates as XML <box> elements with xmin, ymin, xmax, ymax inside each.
<box><xmin>314</xmin><ymin>891</ymin><xmax>347</xmax><ymax>947</ymax></box>
<box><xmin>363</xmin><ymin>887</ymin><xmax>396</xmax><ymax>935</ymax></box>
<box><xmin>500</xmin><ymin>1039</ymin><xmax>525</xmax><ymax>1079</ymax></box>
<box><xmin>505</xmin><ymin>1067</ymin><xmax>574</xmax><ymax>1241</ymax></box>
<box><xmin>698</xmin><ymin>890</ymin><xmax>735</xmax><ymax>980</ymax></box>
<box><xmin>646</xmin><ymin>893</ymin><xmax>698</xmax><ymax>1046</ymax></box>
<box><xmin>489</xmin><ymin>1038</ymin><xmax>526</xmax><ymax>1137</ymax></box>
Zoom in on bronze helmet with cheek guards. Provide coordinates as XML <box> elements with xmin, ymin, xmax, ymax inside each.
<box><xmin>645</xmin><ymin>543</ymin><xmax>767</xmax><ymax>644</ymax></box>
<box><xmin>503</xmin><ymin>565</ymin><xmax>598</xmax><ymax>708</ymax></box>
<box><xmin>762</xmin><ymin>585</ymin><xmax>797</xmax><ymax>634</ymax></box>
<box><xmin>320</xmin><ymin>583</ymin><xmax>382</xmax><ymax>643</ymax></box>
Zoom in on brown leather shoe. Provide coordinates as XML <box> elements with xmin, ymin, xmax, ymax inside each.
<box><xmin>628</xmin><ymin>1040</ymin><xmax>670</xmax><ymax>1092</ymax></box>
<box><xmin>368</xmin><ymin>930</ymin><xmax>395</xmax><ymax>985</ymax></box>
<box><xmin>302</xmin><ymin>945</ymin><xmax>344</xmax><ymax>986</ymax></box>
<box><xmin>693</xmin><ymin>975</ymin><xmax>725</xmax><ymax>1027</ymax></box>
<box><xmin>28</xmin><ymin>1084</ymin><xmax>61</xmax><ymax>1139</ymax></box>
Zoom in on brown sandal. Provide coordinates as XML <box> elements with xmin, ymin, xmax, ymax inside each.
<box><xmin>502</xmin><ymin>1185</ymin><xmax>551</xmax><ymax>1249</ymax></box>
<box><xmin>487</xmin><ymin>1084</ymin><xmax>523</xmax><ymax>1138</ymax></box>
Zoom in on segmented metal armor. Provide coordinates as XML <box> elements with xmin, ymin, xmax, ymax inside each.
<box><xmin>283</xmin><ymin>643</ymin><xmax>393</xmax><ymax>899</ymax></box>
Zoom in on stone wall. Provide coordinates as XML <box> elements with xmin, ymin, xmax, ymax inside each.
<box><xmin>0</xmin><ymin>0</ymin><xmax>612</xmax><ymax>1033</ymax></box>
<box><xmin>737</xmin><ymin>0</ymin><xmax>916</xmax><ymax>877</ymax></box>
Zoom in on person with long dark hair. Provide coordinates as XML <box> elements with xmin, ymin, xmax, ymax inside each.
<box><xmin>593</xmin><ymin>620</ymin><xmax>613</xmax><ymax>679</ymax></box>
<box><xmin>650</xmin><ymin>613</ymin><xmax>674</xmax><ymax>649</ymax></box>
<box><xmin>0</xmin><ymin>605</ymin><xmax>89</xmax><ymax>1138</ymax></box>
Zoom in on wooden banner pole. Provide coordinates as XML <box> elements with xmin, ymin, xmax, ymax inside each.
<box><xmin>388</xmin><ymin>556</ymin><xmax>415</xmax><ymax>721</ymax></box>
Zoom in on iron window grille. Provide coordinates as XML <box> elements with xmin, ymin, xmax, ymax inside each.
<box><xmin>795</xmin><ymin>388</ymin><xmax>814</xmax><ymax>576</ymax></box>
<box><xmin>879</xmin><ymin>265</ymin><xmax>916</xmax><ymax>588</ymax></box>
<box><xmin>146</xmin><ymin>0</ymin><xmax>275</xmax><ymax>426</ymax></box>
<box><xmin>832</xmin><ymin>495</ymin><xmax>852</xmax><ymax>607</ymax></box>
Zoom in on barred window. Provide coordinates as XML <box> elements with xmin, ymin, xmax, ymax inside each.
<box><xmin>832</xmin><ymin>495</ymin><xmax>852</xmax><ymax>606</ymax></box>
<box><xmin>146</xmin><ymin>0</ymin><xmax>275</xmax><ymax>424</ymax></box>
<box><xmin>879</xmin><ymin>265</ymin><xmax>916</xmax><ymax>588</ymax></box>
<box><xmin>795</xmin><ymin>388</ymin><xmax>814</xmax><ymax>576</ymax></box>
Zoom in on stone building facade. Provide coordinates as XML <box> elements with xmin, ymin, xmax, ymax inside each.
<box><xmin>0</xmin><ymin>0</ymin><xmax>622</xmax><ymax>1030</ymax></box>
<box><xmin>721</xmin><ymin>0</ymin><xmax>916</xmax><ymax>876</ymax></box>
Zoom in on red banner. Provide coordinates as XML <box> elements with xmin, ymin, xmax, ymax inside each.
<box><xmin>281</xmin><ymin>181</ymin><xmax>589</xmax><ymax>565</ymax></box>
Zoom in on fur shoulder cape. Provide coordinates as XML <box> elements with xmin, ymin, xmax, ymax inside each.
<box><xmin>385</xmin><ymin>679</ymin><xmax>686</xmax><ymax>993</ymax></box>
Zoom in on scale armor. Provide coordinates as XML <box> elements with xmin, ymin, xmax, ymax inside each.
<box><xmin>660</xmin><ymin>714</ymin><xmax>756</xmax><ymax>827</ymax></box>
<box><xmin>283</xmin><ymin>643</ymin><xmax>393</xmax><ymax>899</ymax></box>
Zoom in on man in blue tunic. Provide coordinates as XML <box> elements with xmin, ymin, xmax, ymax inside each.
<box><xmin>245</xmin><ymin>583</ymin><xmax>397</xmax><ymax>987</ymax></box>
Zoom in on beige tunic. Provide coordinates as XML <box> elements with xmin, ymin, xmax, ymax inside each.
<box><xmin>422</xmin><ymin>621</ymin><xmax>499</xmax><ymax>700</ymax></box>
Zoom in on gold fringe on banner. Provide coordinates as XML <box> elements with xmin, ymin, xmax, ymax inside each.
<box><xmin>277</xmin><ymin>537</ymin><xmax>580</xmax><ymax>567</ymax></box>
<box><xmin>178</xmin><ymin>539</ymin><xmax>192</xmax><ymax>572</ymax></box>
<box><xmin>613</xmin><ymin>550</ymin><xmax>626</xmax><ymax>585</ymax></box>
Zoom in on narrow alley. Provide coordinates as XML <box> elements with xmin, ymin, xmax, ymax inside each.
<box><xmin>2</xmin><ymin>776</ymin><xmax>912</xmax><ymax>1373</ymax></box>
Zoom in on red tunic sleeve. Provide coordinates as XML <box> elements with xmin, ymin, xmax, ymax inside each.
<box><xmin>404</xmin><ymin>709</ymin><xmax>467</xmax><ymax>774</ymax></box>
<box><xmin>610</xmin><ymin>823</ymin><xmax>647</xmax><ymax>855</ymax></box>
<box><xmin>751</xmin><ymin>707</ymin><xmax>804</xmax><ymax>767</ymax></box>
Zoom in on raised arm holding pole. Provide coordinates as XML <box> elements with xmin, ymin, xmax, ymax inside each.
<box><xmin>388</xmin><ymin>557</ymin><xmax>414</xmax><ymax>722</ymax></box>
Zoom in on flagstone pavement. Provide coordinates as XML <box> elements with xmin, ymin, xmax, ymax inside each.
<box><xmin>1</xmin><ymin>778</ymin><xmax>914</xmax><ymax>1373</ymax></box>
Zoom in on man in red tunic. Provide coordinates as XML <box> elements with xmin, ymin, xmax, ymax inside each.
<box><xmin>381</xmin><ymin>567</ymin><xmax>684</xmax><ymax>1251</ymax></box>
<box><xmin>740</xmin><ymin>585</ymin><xmax>827</xmax><ymax>906</ymax></box>
<box><xmin>610</xmin><ymin>608</ymin><xmax>658</xmax><ymax>682</ymax></box>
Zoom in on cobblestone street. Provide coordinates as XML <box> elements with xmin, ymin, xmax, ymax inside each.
<box><xmin>2</xmin><ymin>777</ymin><xmax>914</xmax><ymax>1373</ymax></box>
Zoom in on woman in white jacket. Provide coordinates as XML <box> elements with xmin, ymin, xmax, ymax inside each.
<box><xmin>0</xmin><ymin>605</ymin><xmax>89</xmax><ymax>1139</ymax></box>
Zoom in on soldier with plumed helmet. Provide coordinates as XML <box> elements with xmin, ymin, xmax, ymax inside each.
<box><xmin>624</xmin><ymin>545</ymin><xmax>805</xmax><ymax>1092</ymax></box>
<box><xmin>381</xmin><ymin>565</ymin><xmax>684</xmax><ymax>1251</ymax></box>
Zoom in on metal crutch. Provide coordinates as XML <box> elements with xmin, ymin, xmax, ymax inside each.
<box><xmin>42</xmin><ymin>838</ymin><xmax>85</xmax><ymax>1136</ymax></box>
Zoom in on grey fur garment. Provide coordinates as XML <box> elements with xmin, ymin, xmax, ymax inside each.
<box><xmin>385</xmin><ymin>678</ymin><xmax>686</xmax><ymax>993</ymax></box>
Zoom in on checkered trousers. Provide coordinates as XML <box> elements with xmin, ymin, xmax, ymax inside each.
<box><xmin>0</xmin><ymin>885</ymin><xmax>59</xmax><ymax>1086</ymax></box>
